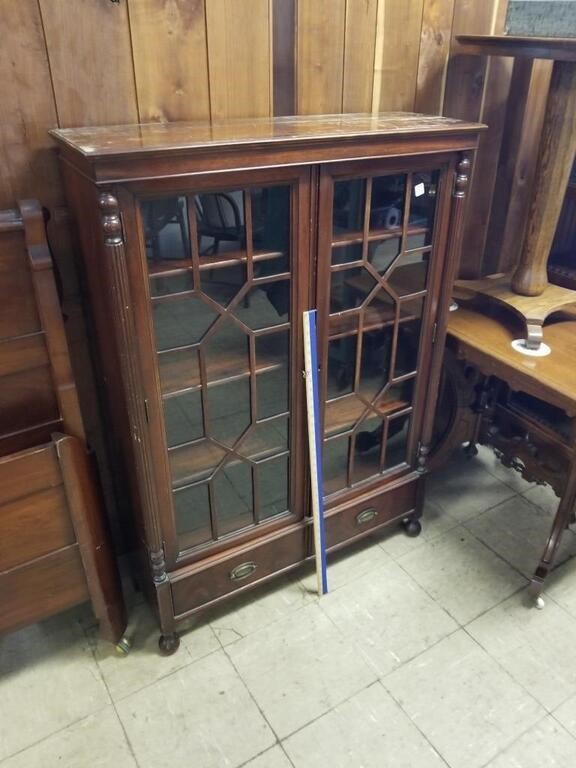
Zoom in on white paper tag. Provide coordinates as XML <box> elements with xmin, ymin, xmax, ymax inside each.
<box><xmin>414</xmin><ymin>182</ymin><xmax>425</xmax><ymax>198</ymax></box>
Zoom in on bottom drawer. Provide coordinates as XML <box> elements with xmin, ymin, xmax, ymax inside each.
<box><xmin>0</xmin><ymin>546</ymin><xmax>89</xmax><ymax>634</ymax></box>
<box><xmin>325</xmin><ymin>477</ymin><xmax>419</xmax><ymax>550</ymax></box>
<box><xmin>171</xmin><ymin>525</ymin><xmax>306</xmax><ymax>617</ymax></box>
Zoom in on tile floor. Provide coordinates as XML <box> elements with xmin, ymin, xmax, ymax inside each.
<box><xmin>3</xmin><ymin>446</ymin><xmax>576</xmax><ymax>767</ymax></box>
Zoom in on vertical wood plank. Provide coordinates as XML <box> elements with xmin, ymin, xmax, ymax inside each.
<box><xmin>415</xmin><ymin>0</ymin><xmax>456</xmax><ymax>114</ymax></box>
<box><xmin>297</xmin><ymin>0</ymin><xmax>346</xmax><ymax>115</ymax></box>
<box><xmin>0</xmin><ymin>0</ymin><xmax>60</xmax><ymax>208</ymax></box>
<box><xmin>272</xmin><ymin>0</ymin><xmax>296</xmax><ymax>116</ymax></box>
<box><xmin>373</xmin><ymin>0</ymin><xmax>426</xmax><ymax>112</ymax></box>
<box><xmin>206</xmin><ymin>0</ymin><xmax>272</xmax><ymax>119</ymax></box>
<box><xmin>38</xmin><ymin>0</ymin><xmax>138</xmax><ymax>127</ymax></box>
<box><xmin>342</xmin><ymin>0</ymin><xmax>378</xmax><ymax>113</ymax></box>
<box><xmin>127</xmin><ymin>0</ymin><xmax>210</xmax><ymax>122</ymax></box>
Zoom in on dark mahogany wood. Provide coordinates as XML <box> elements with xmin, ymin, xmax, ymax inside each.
<box><xmin>52</xmin><ymin>113</ymin><xmax>483</xmax><ymax>648</ymax></box>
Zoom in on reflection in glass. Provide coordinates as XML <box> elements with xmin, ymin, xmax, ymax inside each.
<box><xmin>257</xmin><ymin>455</ymin><xmax>289</xmax><ymax>520</ymax></box>
<box><xmin>353</xmin><ymin>415</ymin><xmax>384</xmax><ymax>484</ymax></box>
<box><xmin>163</xmin><ymin>390</ymin><xmax>204</xmax><ymax>448</ymax></box>
<box><xmin>333</xmin><ymin>179</ymin><xmax>365</xmax><ymax>236</ymax></box>
<box><xmin>214</xmin><ymin>461</ymin><xmax>253</xmax><ymax>536</ymax></box>
<box><xmin>409</xmin><ymin>171</ymin><xmax>439</xmax><ymax>233</ymax></box>
<box><xmin>150</xmin><ymin>271</ymin><xmax>193</xmax><ymax>297</ymax></box>
<box><xmin>205</xmin><ymin>320</ymin><xmax>249</xmax><ymax>382</ymax></box>
<box><xmin>385</xmin><ymin>413</ymin><xmax>411</xmax><ymax>469</ymax></box>
<box><xmin>330</xmin><ymin>268</ymin><xmax>376</xmax><ymax>313</ymax></box>
<box><xmin>367</xmin><ymin>238</ymin><xmax>400</xmax><ymax>275</ymax></box>
<box><xmin>394</xmin><ymin>321</ymin><xmax>422</xmax><ymax>377</ymax></box>
<box><xmin>208</xmin><ymin>378</ymin><xmax>251</xmax><ymax>447</ymax></box>
<box><xmin>381</xmin><ymin>379</ymin><xmax>415</xmax><ymax>412</ymax></box>
<box><xmin>174</xmin><ymin>483</ymin><xmax>212</xmax><ymax>549</ymax></box>
<box><xmin>142</xmin><ymin>196</ymin><xmax>189</xmax><ymax>266</ymax></box>
<box><xmin>152</xmin><ymin>295</ymin><xmax>218</xmax><ymax>351</ymax></box>
<box><xmin>327</xmin><ymin>336</ymin><xmax>357</xmax><ymax>398</ymax></box>
<box><xmin>359</xmin><ymin>327</ymin><xmax>393</xmax><ymax>399</ymax></box>
<box><xmin>406</xmin><ymin>231</ymin><xmax>429</xmax><ymax>250</ymax></box>
<box><xmin>251</xmin><ymin>186</ymin><xmax>290</xmax><ymax>277</ymax></box>
<box><xmin>323</xmin><ymin>436</ymin><xmax>349</xmax><ymax>495</ymax></box>
<box><xmin>388</xmin><ymin>251</ymin><xmax>430</xmax><ymax>296</ymax></box>
<box><xmin>332</xmin><ymin>243</ymin><xmax>363</xmax><ymax>266</ymax></box>
<box><xmin>195</xmin><ymin>191</ymin><xmax>245</xmax><ymax>256</ymax></box>
<box><xmin>233</xmin><ymin>280</ymin><xmax>289</xmax><ymax>329</ymax></box>
<box><xmin>370</xmin><ymin>175</ymin><xmax>405</xmax><ymax>230</ymax></box>
<box><xmin>257</xmin><ymin>367</ymin><xmax>289</xmax><ymax>419</ymax></box>
<box><xmin>158</xmin><ymin>348</ymin><xmax>200</xmax><ymax>395</ymax></box>
<box><xmin>239</xmin><ymin>416</ymin><xmax>288</xmax><ymax>459</ymax></box>
<box><xmin>201</xmin><ymin>263</ymin><xmax>246</xmax><ymax>307</ymax></box>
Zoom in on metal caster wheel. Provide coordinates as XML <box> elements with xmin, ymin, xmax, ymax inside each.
<box><xmin>115</xmin><ymin>636</ymin><xmax>132</xmax><ymax>656</ymax></box>
<box><xmin>159</xmin><ymin>633</ymin><xmax>180</xmax><ymax>655</ymax></box>
<box><xmin>402</xmin><ymin>518</ymin><xmax>422</xmax><ymax>538</ymax></box>
<box><xmin>535</xmin><ymin>595</ymin><xmax>545</xmax><ymax>610</ymax></box>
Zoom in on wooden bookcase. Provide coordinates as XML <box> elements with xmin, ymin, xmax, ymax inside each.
<box><xmin>51</xmin><ymin>114</ymin><xmax>483</xmax><ymax>652</ymax></box>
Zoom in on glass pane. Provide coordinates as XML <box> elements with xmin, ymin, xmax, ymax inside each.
<box><xmin>380</xmin><ymin>379</ymin><xmax>415</xmax><ymax>413</ymax></box>
<box><xmin>251</xmin><ymin>186</ymin><xmax>290</xmax><ymax>277</ymax></box>
<box><xmin>233</xmin><ymin>280</ymin><xmax>289</xmax><ymax>329</ymax></box>
<box><xmin>333</xmin><ymin>179</ymin><xmax>365</xmax><ymax>236</ymax></box>
<box><xmin>205</xmin><ymin>320</ymin><xmax>250</xmax><ymax>382</ymax></box>
<box><xmin>323</xmin><ymin>436</ymin><xmax>349</xmax><ymax>495</ymax></box>
<box><xmin>214</xmin><ymin>461</ymin><xmax>253</xmax><ymax>536</ymax></box>
<box><xmin>406</xmin><ymin>231</ymin><xmax>428</xmax><ymax>251</ymax></box>
<box><xmin>332</xmin><ymin>243</ymin><xmax>363</xmax><ymax>266</ymax></box>
<box><xmin>330</xmin><ymin>268</ymin><xmax>376</xmax><ymax>313</ymax></box>
<box><xmin>257</xmin><ymin>367</ymin><xmax>289</xmax><ymax>419</ymax></box>
<box><xmin>152</xmin><ymin>295</ymin><xmax>218</xmax><ymax>351</ymax></box>
<box><xmin>164</xmin><ymin>390</ymin><xmax>204</xmax><ymax>448</ymax></box>
<box><xmin>353</xmin><ymin>415</ymin><xmax>383</xmax><ymax>483</ymax></box>
<box><xmin>367</xmin><ymin>238</ymin><xmax>400</xmax><ymax>275</ymax></box>
<box><xmin>327</xmin><ymin>336</ymin><xmax>357</xmax><ymax>399</ymax></box>
<box><xmin>195</xmin><ymin>190</ymin><xmax>245</xmax><ymax>257</ymax></box>
<box><xmin>173</xmin><ymin>483</ymin><xmax>212</xmax><ymax>549</ymax></box>
<box><xmin>400</xmin><ymin>295</ymin><xmax>425</xmax><ymax>321</ymax></box>
<box><xmin>388</xmin><ymin>251</ymin><xmax>430</xmax><ymax>296</ymax></box>
<box><xmin>257</xmin><ymin>455</ymin><xmax>289</xmax><ymax>520</ymax></box>
<box><xmin>359</xmin><ymin>327</ymin><xmax>393</xmax><ymax>399</ymax></box>
<box><xmin>325</xmin><ymin>394</ymin><xmax>365</xmax><ymax>437</ymax></box>
<box><xmin>370</xmin><ymin>175</ymin><xmax>405</xmax><ymax>231</ymax></box>
<box><xmin>365</xmin><ymin>287</ymin><xmax>396</xmax><ymax>327</ymax></box>
<box><xmin>239</xmin><ymin>416</ymin><xmax>288</xmax><ymax>460</ymax></box>
<box><xmin>150</xmin><ymin>271</ymin><xmax>193</xmax><ymax>297</ymax></box>
<box><xmin>394</xmin><ymin>320</ymin><xmax>422</xmax><ymax>377</ymax></box>
<box><xmin>142</xmin><ymin>196</ymin><xmax>190</xmax><ymax>267</ymax></box>
<box><xmin>409</xmin><ymin>171</ymin><xmax>439</xmax><ymax>240</ymax></box>
<box><xmin>208</xmin><ymin>378</ymin><xmax>251</xmax><ymax>448</ymax></box>
<box><xmin>256</xmin><ymin>329</ymin><xmax>289</xmax><ymax>372</ymax></box>
<box><xmin>201</xmin><ymin>263</ymin><xmax>246</xmax><ymax>307</ymax></box>
<box><xmin>169</xmin><ymin>439</ymin><xmax>226</xmax><ymax>486</ymax></box>
<box><xmin>158</xmin><ymin>348</ymin><xmax>200</xmax><ymax>395</ymax></box>
<box><xmin>385</xmin><ymin>413</ymin><xmax>411</xmax><ymax>470</ymax></box>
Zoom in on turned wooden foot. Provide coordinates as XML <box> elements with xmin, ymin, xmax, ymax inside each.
<box><xmin>159</xmin><ymin>632</ymin><xmax>180</xmax><ymax>655</ymax></box>
<box><xmin>402</xmin><ymin>517</ymin><xmax>422</xmax><ymax>538</ymax></box>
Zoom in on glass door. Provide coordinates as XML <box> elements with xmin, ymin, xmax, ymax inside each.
<box><xmin>318</xmin><ymin>164</ymin><xmax>446</xmax><ymax>499</ymax></box>
<box><xmin>137</xmin><ymin>176</ymin><xmax>307</xmax><ymax>561</ymax></box>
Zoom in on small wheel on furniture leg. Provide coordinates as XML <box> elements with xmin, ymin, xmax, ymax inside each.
<box><xmin>402</xmin><ymin>518</ymin><xmax>422</xmax><ymax>538</ymax></box>
<box><xmin>115</xmin><ymin>636</ymin><xmax>132</xmax><ymax>656</ymax></box>
<box><xmin>535</xmin><ymin>595</ymin><xmax>546</xmax><ymax>610</ymax></box>
<box><xmin>159</xmin><ymin>632</ymin><xmax>180</xmax><ymax>655</ymax></box>
<box><xmin>463</xmin><ymin>441</ymin><xmax>478</xmax><ymax>458</ymax></box>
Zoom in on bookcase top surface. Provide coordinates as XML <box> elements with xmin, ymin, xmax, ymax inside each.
<box><xmin>50</xmin><ymin>112</ymin><xmax>484</xmax><ymax>159</ymax></box>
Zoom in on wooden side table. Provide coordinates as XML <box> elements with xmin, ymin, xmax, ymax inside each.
<box><xmin>446</xmin><ymin>305</ymin><xmax>576</xmax><ymax>605</ymax></box>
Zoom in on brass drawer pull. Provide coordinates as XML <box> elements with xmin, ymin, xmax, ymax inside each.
<box><xmin>230</xmin><ymin>561</ymin><xmax>257</xmax><ymax>581</ymax></box>
<box><xmin>356</xmin><ymin>507</ymin><xmax>377</xmax><ymax>525</ymax></box>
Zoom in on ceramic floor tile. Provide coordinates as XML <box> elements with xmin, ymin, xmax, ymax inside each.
<box><xmin>226</xmin><ymin>602</ymin><xmax>377</xmax><ymax>739</ymax></box>
<box><xmin>117</xmin><ymin>649</ymin><xmax>275</xmax><ymax>768</ymax></box>
<box><xmin>465</xmin><ymin>495</ymin><xmax>576</xmax><ymax>579</ymax></box>
<box><xmin>93</xmin><ymin>602</ymin><xmax>216</xmax><ymax>701</ymax></box>
<box><xmin>523</xmin><ymin>483</ymin><xmax>562</xmax><ymax>516</ymax></box>
<box><xmin>283</xmin><ymin>681</ymin><xmax>448</xmax><ymax>768</ymax></box>
<box><xmin>299</xmin><ymin>536</ymin><xmax>391</xmax><ymax>594</ymax></box>
<box><xmin>545</xmin><ymin>556</ymin><xmax>576</xmax><ymax>618</ymax></box>
<box><xmin>0</xmin><ymin>621</ymin><xmax>110</xmax><ymax>762</ymax></box>
<box><xmin>384</xmin><ymin>630</ymin><xmax>545</xmax><ymax>768</ymax></box>
<box><xmin>0</xmin><ymin>706</ymin><xmax>137</xmax><ymax>768</ymax></box>
<box><xmin>467</xmin><ymin>593</ymin><xmax>576</xmax><ymax>711</ymax></box>
<box><xmin>398</xmin><ymin>526</ymin><xmax>527</xmax><ymax>624</ymax></box>
<box><xmin>379</xmin><ymin>498</ymin><xmax>459</xmax><ymax>559</ymax></box>
<box><xmin>475</xmin><ymin>444</ymin><xmax>536</xmax><ymax>493</ymax></box>
<box><xmin>427</xmin><ymin>455</ymin><xmax>517</xmax><ymax>523</ymax></box>
<box><xmin>319</xmin><ymin>560</ymin><xmax>457</xmax><ymax>677</ymax></box>
<box><xmin>207</xmin><ymin>575</ymin><xmax>313</xmax><ymax>647</ymax></box>
<box><xmin>242</xmin><ymin>745</ymin><xmax>293</xmax><ymax>768</ymax></box>
<box><xmin>485</xmin><ymin>715</ymin><xmax>576</xmax><ymax>768</ymax></box>
<box><xmin>554</xmin><ymin>692</ymin><xmax>576</xmax><ymax>736</ymax></box>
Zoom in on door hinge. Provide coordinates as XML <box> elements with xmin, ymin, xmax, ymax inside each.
<box><xmin>143</xmin><ymin>398</ymin><xmax>150</xmax><ymax>424</ymax></box>
<box><xmin>432</xmin><ymin>322</ymin><xmax>438</xmax><ymax>344</ymax></box>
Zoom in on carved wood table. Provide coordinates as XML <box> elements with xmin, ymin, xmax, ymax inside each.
<box><xmin>454</xmin><ymin>35</ymin><xmax>576</xmax><ymax>349</ymax></box>
<box><xmin>447</xmin><ymin>304</ymin><xmax>576</xmax><ymax>605</ymax></box>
